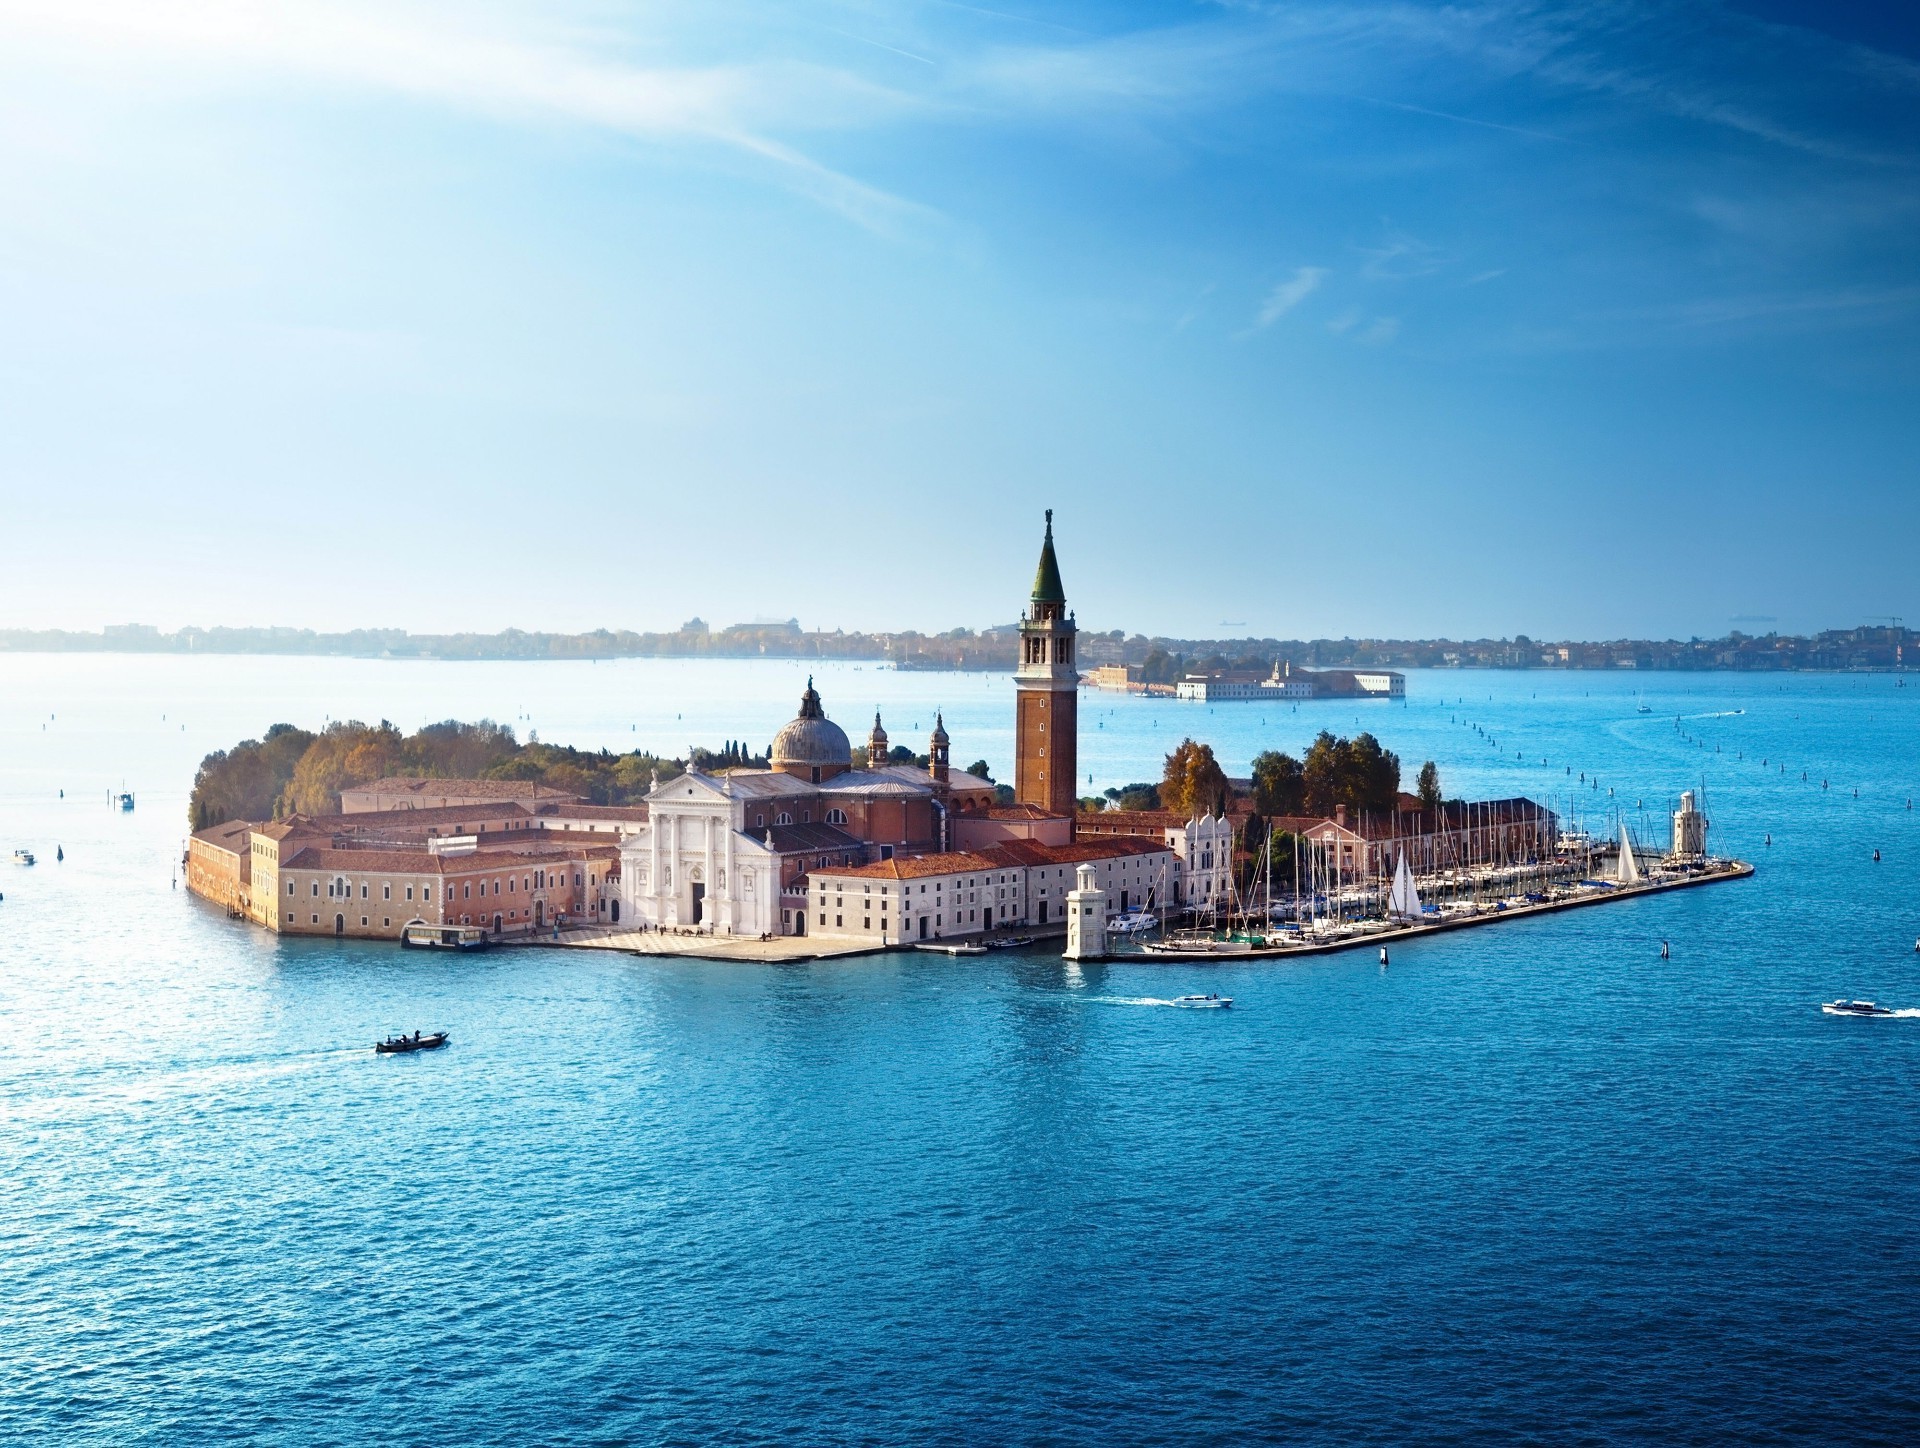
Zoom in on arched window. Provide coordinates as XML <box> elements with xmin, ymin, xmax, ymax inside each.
<box><xmin>776</xmin><ymin>812</ymin><xmax>793</xmax><ymax>826</ymax></box>
<box><xmin>825</xmin><ymin>808</ymin><xmax>847</xmax><ymax>826</ymax></box>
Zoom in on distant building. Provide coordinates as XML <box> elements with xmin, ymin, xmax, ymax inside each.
<box><xmin>1083</xmin><ymin>663</ymin><xmax>1145</xmax><ymax>692</ymax></box>
<box><xmin>1175</xmin><ymin>660</ymin><xmax>1405</xmax><ymax>702</ymax></box>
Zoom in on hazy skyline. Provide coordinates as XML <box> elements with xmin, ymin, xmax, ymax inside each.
<box><xmin>1</xmin><ymin>0</ymin><xmax>1916</xmax><ymax>639</ymax></box>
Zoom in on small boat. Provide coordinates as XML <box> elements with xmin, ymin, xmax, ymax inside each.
<box><xmin>1822</xmin><ymin>1000</ymin><xmax>1894</xmax><ymax>1018</ymax></box>
<box><xmin>984</xmin><ymin>936</ymin><xmax>1036</xmax><ymax>950</ymax></box>
<box><xmin>11</xmin><ymin>849</ymin><xmax>34</xmax><ymax>866</ymax></box>
<box><xmin>914</xmin><ymin>942</ymin><xmax>988</xmax><ymax>956</ymax></box>
<box><xmin>117</xmin><ymin>793</ymin><xmax>135</xmax><ymax>812</ymax></box>
<box><xmin>376</xmin><ymin>1031</ymin><xmax>450</xmax><ymax>1053</ymax></box>
<box><xmin>1107</xmin><ymin>912</ymin><xmax>1158</xmax><ymax>935</ymax></box>
<box><xmin>1171</xmin><ymin>994</ymin><xmax>1232</xmax><ymax>1009</ymax></box>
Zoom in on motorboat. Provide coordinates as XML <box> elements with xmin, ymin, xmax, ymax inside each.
<box><xmin>11</xmin><ymin>849</ymin><xmax>34</xmax><ymax>866</ymax></box>
<box><xmin>1170</xmin><ymin>994</ymin><xmax>1232</xmax><ymax>1009</ymax></box>
<box><xmin>117</xmin><ymin>793</ymin><xmax>135</xmax><ymax>812</ymax></box>
<box><xmin>1107</xmin><ymin>912</ymin><xmax>1157</xmax><ymax>935</ymax></box>
<box><xmin>984</xmin><ymin>936</ymin><xmax>1035</xmax><ymax>950</ymax></box>
<box><xmin>376</xmin><ymin>1031</ymin><xmax>450</xmax><ymax>1053</ymax></box>
<box><xmin>1824</xmin><ymin>996</ymin><xmax>1897</xmax><ymax>1017</ymax></box>
<box><xmin>914</xmin><ymin>942</ymin><xmax>988</xmax><ymax>956</ymax></box>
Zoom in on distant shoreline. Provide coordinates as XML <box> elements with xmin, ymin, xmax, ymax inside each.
<box><xmin>1</xmin><ymin>622</ymin><xmax>1912</xmax><ymax>673</ymax></box>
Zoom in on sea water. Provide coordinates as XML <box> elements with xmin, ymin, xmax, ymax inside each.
<box><xmin>2</xmin><ymin>656</ymin><xmax>1918</xmax><ymax>1444</ymax></box>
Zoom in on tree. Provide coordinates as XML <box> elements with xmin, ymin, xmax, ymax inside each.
<box><xmin>1104</xmin><ymin>782</ymin><xmax>1162</xmax><ymax>811</ymax></box>
<box><xmin>1250</xmin><ymin>750</ymin><xmax>1305</xmax><ymax>816</ymax></box>
<box><xmin>966</xmin><ymin>760</ymin><xmax>993</xmax><ymax>781</ymax></box>
<box><xmin>1417</xmin><ymin>760</ymin><xmax>1442</xmax><ymax>812</ymax></box>
<box><xmin>1162</xmin><ymin>738</ymin><xmax>1231</xmax><ymax>819</ymax></box>
<box><xmin>1302</xmin><ymin>730</ymin><xmax>1401</xmax><ymax>816</ymax></box>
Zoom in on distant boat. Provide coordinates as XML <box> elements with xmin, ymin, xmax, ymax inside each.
<box><xmin>914</xmin><ymin>942</ymin><xmax>987</xmax><ymax>956</ymax></box>
<box><xmin>1170</xmin><ymin>994</ymin><xmax>1232</xmax><ymax>1009</ymax></box>
<box><xmin>117</xmin><ymin>792</ymin><xmax>135</xmax><ymax>812</ymax></box>
<box><xmin>1822</xmin><ymin>1000</ymin><xmax>1894</xmax><ymax>1018</ymax></box>
<box><xmin>376</xmin><ymin>1031</ymin><xmax>450</xmax><ymax>1053</ymax></box>
<box><xmin>12</xmin><ymin>848</ymin><xmax>35</xmax><ymax>866</ymax></box>
<box><xmin>984</xmin><ymin>936</ymin><xmax>1035</xmax><ymax>950</ymax></box>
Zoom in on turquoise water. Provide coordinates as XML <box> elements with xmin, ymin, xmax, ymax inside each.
<box><xmin>4</xmin><ymin>657</ymin><xmax>1919</xmax><ymax>1443</ymax></box>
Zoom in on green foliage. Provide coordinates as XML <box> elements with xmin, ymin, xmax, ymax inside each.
<box><xmin>1417</xmin><ymin>760</ymin><xmax>1442</xmax><ymax>812</ymax></box>
<box><xmin>188</xmin><ymin>724</ymin><xmax>315</xmax><ymax>829</ymax></box>
<box><xmin>993</xmin><ymin>783</ymin><xmax>1017</xmax><ymax>806</ymax></box>
<box><xmin>1161</xmin><ymin>739</ymin><xmax>1231</xmax><ymax>819</ymax></box>
<box><xmin>1250</xmin><ymin>750</ymin><xmax>1306</xmax><ymax>816</ymax></box>
<box><xmin>1103</xmin><ymin>782</ymin><xmax>1162</xmax><ymax>811</ymax></box>
<box><xmin>1301</xmin><ymin>730</ymin><xmax>1401</xmax><ymax>816</ymax></box>
<box><xmin>1139</xmin><ymin>648</ymin><xmax>1185</xmax><ymax>686</ymax></box>
<box><xmin>966</xmin><ymin>759</ymin><xmax>993</xmax><ymax>781</ymax></box>
<box><xmin>190</xmin><ymin>715</ymin><xmax>704</xmax><ymax>824</ymax></box>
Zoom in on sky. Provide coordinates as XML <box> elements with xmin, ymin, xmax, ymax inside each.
<box><xmin>0</xmin><ymin>0</ymin><xmax>1916</xmax><ymax>642</ymax></box>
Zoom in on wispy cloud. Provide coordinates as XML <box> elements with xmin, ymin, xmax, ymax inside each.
<box><xmin>0</xmin><ymin>0</ymin><xmax>936</xmax><ymax>234</ymax></box>
<box><xmin>1256</xmin><ymin>266</ymin><xmax>1328</xmax><ymax>327</ymax></box>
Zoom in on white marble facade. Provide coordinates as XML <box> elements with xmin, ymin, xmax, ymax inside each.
<box><xmin>619</xmin><ymin>772</ymin><xmax>782</xmax><ymax>935</ymax></box>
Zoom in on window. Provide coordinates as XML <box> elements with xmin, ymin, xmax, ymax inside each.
<box><xmin>825</xmin><ymin>808</ymin><xmax>847</xmax><ymax>826</ymax></box>
<box><xmin>382</xmin><ymin>884</ymin><xmax>391</xmax><ymax>900</ymax></box>
<box><xmin>286</xmin><ymin>912</ymin><xmax>293</xmax><ymax>923</ymax></box>
<box><xmin>312</xmin><ymin>914</ymin><xmax>319</xmax><ymax>924</ymax></box>
<box><xmin>776</xmin><ymin>812</ymin><xmax>792</xmax><ymax>826</ymax></box>
<box><xmin>802</xmin><ymin>811</ymin><xmax>810</xmax><ymax>823</ymax></box>
<box><xmin>406</xmin><ymin>885</ymin><xmax>414</xmax><ymax>901</ymax></box>
<box><xmin>447</xmin><ymin>885</ymin><xmax>454</xmax><ymax>901</ymax></box>
<box><xmin>756</xmin><ymin>814</ymin><xmax>765</xmax><ymax>828</ymax></box>
<box><xmin>288</xmin><ymin>881</ymin><xmax>295</xmax><ymax>896</ymax></box>
<box><xmin>463</xmin><ymin>884</ymin><xmax>471</xmax><ymax>899</ymax></box>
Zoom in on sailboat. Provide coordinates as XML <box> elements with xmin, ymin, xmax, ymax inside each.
<box><xmin>1615</xmin><ymin>818</ymin><xmax>1643</xmax><ymax>886</ymax></box>
<box><xmin>1387</xmin><ymin>852</ymin><xmax>1423</xmax><ymax>921</ymax></box>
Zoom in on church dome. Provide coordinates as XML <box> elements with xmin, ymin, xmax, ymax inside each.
<box><xmin>771</xmin><ymin>678</ymin><xmax>852</xmax><ymax>774</ymax></box>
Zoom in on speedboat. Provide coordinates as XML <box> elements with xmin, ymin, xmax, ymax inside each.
<box><xmin>11</xmin><ymin>849</ymin><xmax>34</xmax><ymax>866</ymax></box>
<box><xmin>1171</xmin><ymin>994</ymin><xmax>1232</xmax><ymax>1009</ymax></box>
<box><xmin>376</xmin><ymin>1031</ymin><xmax>450</xmax><ymax>1053</ymax></box>
<box><xmin>1822</xmin><ymin>1000</ymin><xmax>1894</xmax><ymax>1017</ymax></box>
<box><xmin>984</xmin><ymin>936</ymin><xmax>1035</xmax><ymax>950</ymax></box>
<box><xmin>1107</xmin><ymin>912</ymin><xmax>1157</xmax><ymax>935</ymax></box>
<box><xmin>913</xmin><ymin>942</ymin><xmax>987</xmax><ymax>956</ymax></box>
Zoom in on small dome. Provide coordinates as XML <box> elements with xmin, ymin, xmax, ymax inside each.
<box><xmin>771</xmin><ymin>678</ymin><xmax>852</xmax><ymax>771</ymax></box>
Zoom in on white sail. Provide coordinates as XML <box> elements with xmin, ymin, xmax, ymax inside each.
<box><xmin>1388</xmin><ymin>852</ymin><xmax>1423</xmax><ymax>919</ymax></box>
<box><xmin>1615</xmin><ymin>818</ymin><xmax>1642</xmax><ymax>886</ymax></box>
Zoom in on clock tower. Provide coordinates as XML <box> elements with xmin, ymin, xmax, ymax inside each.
<box><xmin>1015</xmin><ymin>510</ymin><xmax>1078</xmax><ymax>825</ymax></box>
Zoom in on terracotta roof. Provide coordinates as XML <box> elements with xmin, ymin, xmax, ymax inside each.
<box><xmin>190</xmin><ymin>819</ymin><xmax>255</xmax><ymax>852</ymax></box>
<box><xmin>823</xmin><ymin>850</ymin><xmax>1004</xmax><ymax>881</ymax></box>
<box><xmin>342</xmin><ymin>777</ymin><xmax>583</xmax><ymax>802</ymax></box>
<box><xmin>984</xmin><ymin>802</ymin><xmax>1059</xmax><ymax>821</ymax></box>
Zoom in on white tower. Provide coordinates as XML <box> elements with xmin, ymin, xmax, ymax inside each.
<box><xmin>1672</xmin><ymin>790</ymin><xmax>1708</xmax><ymax>858</ymax></box>
<box><xmin>1064</xmin><ymin>862</ymin><xmax>1107</xmax><ymax>961</ymax></box>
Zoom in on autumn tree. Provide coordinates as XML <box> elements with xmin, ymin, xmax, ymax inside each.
<box><xmin>1162</xmin><ymin>738</ymin><xmax>1231</xmax><ymax>819</ymax></box>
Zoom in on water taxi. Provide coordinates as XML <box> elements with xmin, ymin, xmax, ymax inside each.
<box><xmin>1822</xmin><ymin>999</ymin><xmax>1894</xmax><ymax>1017</ymax></box>
<box><xmin>1170</xmin><ymin>994</ymin><xmax>1232</xmax><ymax>1009</ymax></box>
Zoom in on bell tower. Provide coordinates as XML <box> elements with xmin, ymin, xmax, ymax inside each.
<box><xmin>1015</xmin><ymin>510</ymin><xmax>1078</xmax><ymax>824</ymax></box>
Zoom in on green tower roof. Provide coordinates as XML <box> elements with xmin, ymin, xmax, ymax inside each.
<box><xmin>1030</xmin><ymin>509</ymin><xmax>1066</xmax><ymax>604</ymax></box>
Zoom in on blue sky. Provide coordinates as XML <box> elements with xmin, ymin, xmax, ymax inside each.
<box><xmin>0</xmin><ymin>0</ymin><xmax>1915</xmax><ymax>640</ymax></box>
